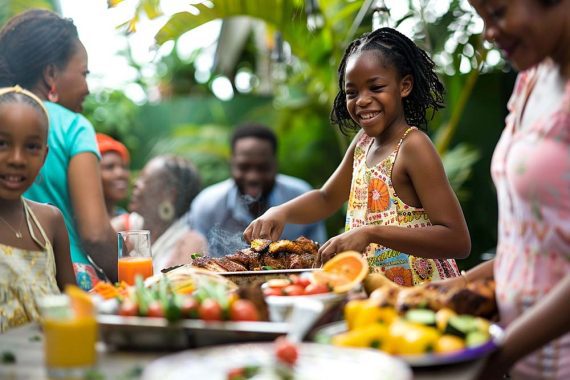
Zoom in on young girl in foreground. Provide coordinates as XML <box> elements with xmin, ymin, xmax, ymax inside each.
<box><xmin>244</xmin><ymin>28</ymin><xmax>470</xmax><ymax>286</ymax></box>
<box><xmin>0</xmin><ymin>86</ymin><xmax>74</xmax><ymax>332</ymax></box>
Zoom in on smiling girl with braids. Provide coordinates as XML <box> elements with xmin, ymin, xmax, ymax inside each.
<box><xmin>245</xmin><ymin>27</ymin><xmax>470</xmax><ymax>285</ymax></box>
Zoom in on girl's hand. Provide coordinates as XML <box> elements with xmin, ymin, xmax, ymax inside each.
<box><xmin>317</xmin><ymin>226</ymin><xmax>370</xmax><ymax>265</ymax></box>
<box><xmin>243</xmin><ymin>207</ymin><xmax>287</xmax><ymax>242</ymax></box>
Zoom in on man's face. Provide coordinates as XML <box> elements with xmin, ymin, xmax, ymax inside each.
<box><xmin>231</xmin><ymin>137</ymin><xmax>277</xmax><ymax>200</ymax></box>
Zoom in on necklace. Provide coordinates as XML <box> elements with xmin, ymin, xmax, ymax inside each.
<box><xmin>0</xmin><ymin>202</ymin><xmax>25</xmax><ymax>239</ymax></box>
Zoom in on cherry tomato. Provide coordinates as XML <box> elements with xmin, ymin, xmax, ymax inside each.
<box><xmin>263</xmin><ymin>287</ymin><xmax>283</xmax><ymax>297</ymax></box>
<box><xmin>199</xmin><ymin>299</ymin><xmax>223</xmax><ymax>321</ymax></box>
<box><xmin>291</xmin><ymin>275</ymin><xmax>311</xmax><ymax>288</ymax></box>
<box><xmin>227</xmin><ymin>367</ymin><xmax>244</xmax><ymax>380</ymax></box>
<box><xmin>118</xmin><ymin>299</ymin><xmax>138</xmax><ymax>317</ymax></box>
<box><xmin>304</xmin><ymin>283</ymin><xmax>329</xmax><ymax>295</ymax></box>
<box><xmin>147</xmin><ymin>301</ymin><xmax>165</xmax><ymax>318</ymax></box>
<box><xmin>229</xmin><ymin>299</ymin><xmax>259</xmax><ymax>322</ymax></box>
<box><xmin>283</xmin><ymin>285</ymin><xmax>304</xmax><ymax>296</ymax></box>
<box><xmin>274</xmin><ymin>336</ymin><xmax>298</xmax><ymax>366</ymax></box>
<box><xmin>181</xmin><ymin>297</ymin><xmax>200</xmax><ymax>319</ymax></box>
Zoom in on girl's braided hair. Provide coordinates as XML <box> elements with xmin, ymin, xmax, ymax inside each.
<box><xmin>331</xmin><ymin>27</ymin><xmax>445</xmax><ymax>135</ymax></box>
<box><xmin>0</xmin><ymin>9</ymin><xmax>79</xmax><ymax>88</ymax></box>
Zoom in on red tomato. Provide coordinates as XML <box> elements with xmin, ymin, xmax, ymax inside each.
<box><xmin>118</xmin><ymin>299</ymin><xmax>138</xmax><ymax>317</ymax></box>
<box><xmin>229</xmin><ymin>300</ymin><xmax>259</xmax><ymax>322</ymax></box>
<box><xmin>303</xmin><ymin>283</ymin><xmax>329</xmax><ymax>295</ymax></box>
<box><xmin>227</xmin><ymin>367</ymin><xmax>244</xmax><ymax>380</ymax></box>
<box><xmin>199</xmin><ymin>299</ymin><xmax>223</xmax><ymax>321</ymax></box>
<box><xmin>147</xmin><ymin>301</ymin><xmax>165</xmax><ymax>318</ymax></box>
<box><xmin>274</xmin><ymin>336</ymin><xmax>298</xmax><ymax>366</ymax></box>
<box><xmin>263</xmin><ymin>287</ymin><xmax>283</xmax><ymax>297</ymax></box>
<box><xmin>181</xmin><ymin>297</ymin><xmax>200</xmax><ymax>319</ymax></box>
<box><xmin>283</xmin><ymin>285</ymin><xmax>304</xmax><ymax>296</ymax></box>
<box><xmin>291</xmin><ymin>275</ymin><xmax>311</xmax><ymax>288</ymax></box>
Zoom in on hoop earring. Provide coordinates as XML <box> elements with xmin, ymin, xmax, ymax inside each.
<box><xmin>48</xmin><ymin>84</ymin><xmax>59</xmax><ymax>102</ymax></box>
<box><xmin>158</xmin><ymin>201</ymin><xmax>175</xmax><ymax>222</ymax></box>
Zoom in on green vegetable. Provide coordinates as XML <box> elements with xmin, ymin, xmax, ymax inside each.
<box><xmin>405</xmin><ymin>309</ymin><xmax>436</xmax><ymax>326</ymax></box>
<box><xmin>190</xmin><ymin>253</ymin><xmax>203</xmax><ymax>259</ymax></box>
<box><xmin>465</xmin><ymin>331</ymin><xmax>490</xmax><ymax>348</ymax></box>
<box><xmin>1</xmin><ymin>351</ymin><xmax>16</xmax><ymax>364</ymax></box>
<box><xmin>261</xmin><ymin>266</ymin><xmax>274</xmax><ymax>270</ymax></box>
<box><xmin>445</xmin><ymin>315</ymin><xmax>478</xmax><ymax>338</ymax></box>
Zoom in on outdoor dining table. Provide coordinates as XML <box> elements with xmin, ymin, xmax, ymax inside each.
<box><xmin>0</xmin><ymin>323</ymin><xmax>485</xmax><ymax>380</ymax></box>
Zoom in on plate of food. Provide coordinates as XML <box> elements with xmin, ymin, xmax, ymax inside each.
<box><xmin>313</xmin><ymin>275</ymin><xmax>504</xmax><ymax>367</ymax></box>
<box><xmin>141</xmin><ymin>339</ymin><xmax>412</xmax><ymax>380</ymax></box>
<box><xmin>261</xmin><ymin>251</ymin><xmax>369</xmax><ymax>322</ymax></box>
<box><xmin>93</xmin><ymin>268</ymin><xmax>287</xmax><ymax>350</ymax></box>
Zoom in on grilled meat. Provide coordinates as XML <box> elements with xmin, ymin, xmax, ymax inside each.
<box><xmin>191</xmin><ymin>237</ymin><xmax>319</xmax><ymax>272</ymax></box>
<box><xmin>250</xmin><ymin>239</ymin><xmax>271</xmax><ymax>253</ymax></box>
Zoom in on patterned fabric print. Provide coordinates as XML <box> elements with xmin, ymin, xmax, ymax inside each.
<box><xmin>72</xmin><ymin>263</ymin><xmax>100</xmax><ymax>292</ymax></box>
<box><xmin>0</xmin><ymin>244</ymin><xmax>59</xmax><ymax>333</ymax></box>
<box><xmin>491</xmin><ymin>61</ymin><xmax>570</xmax><ymax>379</ymax></box>
<box><xmin>346</xmin><ymin>129</ymin><xmax>459</xmax><ymax>286</ymax></box>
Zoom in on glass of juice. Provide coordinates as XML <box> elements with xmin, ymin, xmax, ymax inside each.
<box><xmin>118</xmin><ymin>230</ymin><xmax>153</xmax><ymax>285</ymax></box>
<box><xmin>40</xmin><ymin>294</ymin><xmax>98</xmax><ymax>379</ymax></box>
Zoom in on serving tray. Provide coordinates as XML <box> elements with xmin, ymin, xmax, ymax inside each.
<box><xmin>98</xmin><ymin>314</ymin><xmax>290</xmax><ymax>351</ymax></box>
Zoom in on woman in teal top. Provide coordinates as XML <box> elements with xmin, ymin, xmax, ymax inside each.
<box><xmin>0</xmin><ymin>9</ymin><xmax>118</xmax><ymax>290</ymax></box>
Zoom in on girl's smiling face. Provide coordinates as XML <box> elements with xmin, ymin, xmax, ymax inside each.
<box><xmin>0</xmin><ymin>102</ymin><xmax>48</xmax><ymax>200</ymax></box>
<box><xmin>344</xmin><ymin>50</ymin><xmax>412</xmax><ymax>138</ymax></box>
<box><xmin>469</xmin><ymin>0</ymin><xmax>569</xmax><ymax>71</ymax></box>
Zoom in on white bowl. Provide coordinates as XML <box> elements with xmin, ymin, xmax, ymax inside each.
<box><xmin>263</xmin><ymin>289</ymin><xmax>345</xmax><ymax>323</ymax></box>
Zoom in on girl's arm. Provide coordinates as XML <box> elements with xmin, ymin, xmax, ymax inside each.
<box><xmin>476</xmin><ymin>274</ymin><xmax>570</xmax><ymax>379</ymax></box>
<box><xmin>244</xmin><ymin>131</ymin><xmax>361</xmax><ymax>242</ymax></box>
<box><xmin>319</xmin><ymin>131</ymin><xmax>471</xmax><ymax>260</ymax></box>
<box><xmin>68</xmin><ymin>152</ymin><xmax>118</xmax><ymax>282</ymax></box>
<box><xmin>48</xmin><ymin>205</ymin><xmax>75</xmax><ymax>290</ymax></box>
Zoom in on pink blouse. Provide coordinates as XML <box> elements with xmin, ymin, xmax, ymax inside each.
<box><xmin>491</xmin><ymin>60</ymin><xmax>570</xmax><ymax>379</ymax></box>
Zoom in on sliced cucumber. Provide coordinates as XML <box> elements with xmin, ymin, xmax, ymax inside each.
<box><xmin>405</xmin><ymin>309</ymin><xmax>436</xmax><ymax>326</ymax></box>
<box><xmin>444</xmin><ymin>315</ymin><xmax>478</xmax><ymax>338</ymax></box>
<box><xmin>465</xmin><ymin>330</ymin><xmax>490</xmax><ymax>348</ymax></box>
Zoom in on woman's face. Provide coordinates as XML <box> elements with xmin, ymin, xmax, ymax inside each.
<box><xmin>100</xmin><ymin>151</ymin><xmax>129</xmax><ymax>205</ymax></box>
<box><xmin>54</xmin><ymin>39</ymin><xmax>90</xmax><ymax>113</ymax></box>
<box><xmin>128</xmin><ymin>158</ymin><xmax>166</xmax><ymax>217</ymax></box>
<box><xmin>469</xmin><ymin>0</ymin><xmax>568</xmax><ymax>71</ymax></box>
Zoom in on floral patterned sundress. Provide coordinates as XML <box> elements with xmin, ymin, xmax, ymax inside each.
<box><xmin>0</xmin><ymin>199</ymin><xmax>59</xmax><ymax>332</ymax></box>
<box><xmin>491</xmin><ymin>60</ymin><xmax>570</xmax><ymax>379</ymax></box>
<box><xmin>346</xmin><ymin>127</ymin><xmax>460</xmax><ymax>286</ymax></box>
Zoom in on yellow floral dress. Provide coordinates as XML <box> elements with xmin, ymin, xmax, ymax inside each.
<box><xmin>0</xmin><ymin>200</ymin><xmax>59</xmax><ymax>333</ymax></box>
<box><xmin>346</xmin><ymin>127</ymin><xmax>459</xmax><ymax>286</ymax></box>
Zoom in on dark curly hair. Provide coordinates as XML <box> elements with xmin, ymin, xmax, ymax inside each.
<box><xmin>0</xmin><ymin>9</ymin><xmax>79</xmax><ymax>88</ymax></box>
<box><xmin>330</xmin><ymin>27</ymin><xmax>445</xmax><ymax>134</ymax></box>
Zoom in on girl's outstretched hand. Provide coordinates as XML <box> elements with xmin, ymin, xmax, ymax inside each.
<box><xmin>243</xmin><ymin>207</ymin><xmax>287</xmax><ymax>243</ymax></box>
<box><xmin>317</xmin><ymin>226</ymin><xmax>370</xmax><ymax>266</ymax></box>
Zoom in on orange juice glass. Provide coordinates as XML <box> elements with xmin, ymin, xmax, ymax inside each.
<box><xmin>118</xmin><ymin>257</ymin><xmax>154</xmax><ymax>285</ymax></box>
<box><xmin>39</xmin><ymin>295</ymin><xmax>97</xmax><ymax>379</ymax></box>
<box><xmin>118</xmin><ymin>230</ymin><xmax>153</xmax><ymax>285</ymax></box>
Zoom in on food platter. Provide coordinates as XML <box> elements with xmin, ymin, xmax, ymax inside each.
<box><xmin>218</xmin><ymin>268</ymin><xmax>317</xmax><ymax>287</ymax></box>
<box><xmin>313</xmin><ymin>321</ymin><xmax>505</xmax><ymax>367</ymax></box>
<box><xmin>141</xmin><ymin>342</ymin><xmax>412</xmax><ymax>380</ymax></box>
<box><xmin>98</xmin><ymin>314</ymin><xmax>290</xmax><ymax>350</ymax></box>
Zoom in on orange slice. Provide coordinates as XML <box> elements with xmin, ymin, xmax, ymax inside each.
<box><xmin>65</xmin><ymin>285</ymin><xmax>95</xmax><ymax>318</ymax></box>
<box><xmin>313</xmin><ymin>251</ymin><xmax>369</xmax><ymax>293</ymax></box>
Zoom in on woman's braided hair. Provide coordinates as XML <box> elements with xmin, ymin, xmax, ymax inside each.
<box><xmin>331</xmin><ymin>27</ymin><xmax>445</xmax><ymax>135</ymax></box>
<box><xmin>0</xmin><ymin>9</ymin><xmax>79</xmax><ymax>88</ymax></box>
<box><xmin>158</xmin><ymin>155</ymin><xmax>202</xmax><ymax>219</ymax></box>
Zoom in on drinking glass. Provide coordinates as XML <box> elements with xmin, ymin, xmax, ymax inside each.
<box><xmin>40</xmin><ymin>295</ymin><xmax>97</xmax><ymax>379</ymax></box>
<box><xmin>117</xmin><ymin>230</ymin><xmax>153</xmax><ymax>285</ymax></box>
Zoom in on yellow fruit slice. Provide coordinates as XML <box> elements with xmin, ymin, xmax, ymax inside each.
<box><xmin>65</xmin><ymin>285</ymin><xmax>94</xmax><ymax>318</ymax></box>
<box><xmin>313</xmin><ymin>251</ymin><xmax>369</xmax><ymax>293</ymax></box>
